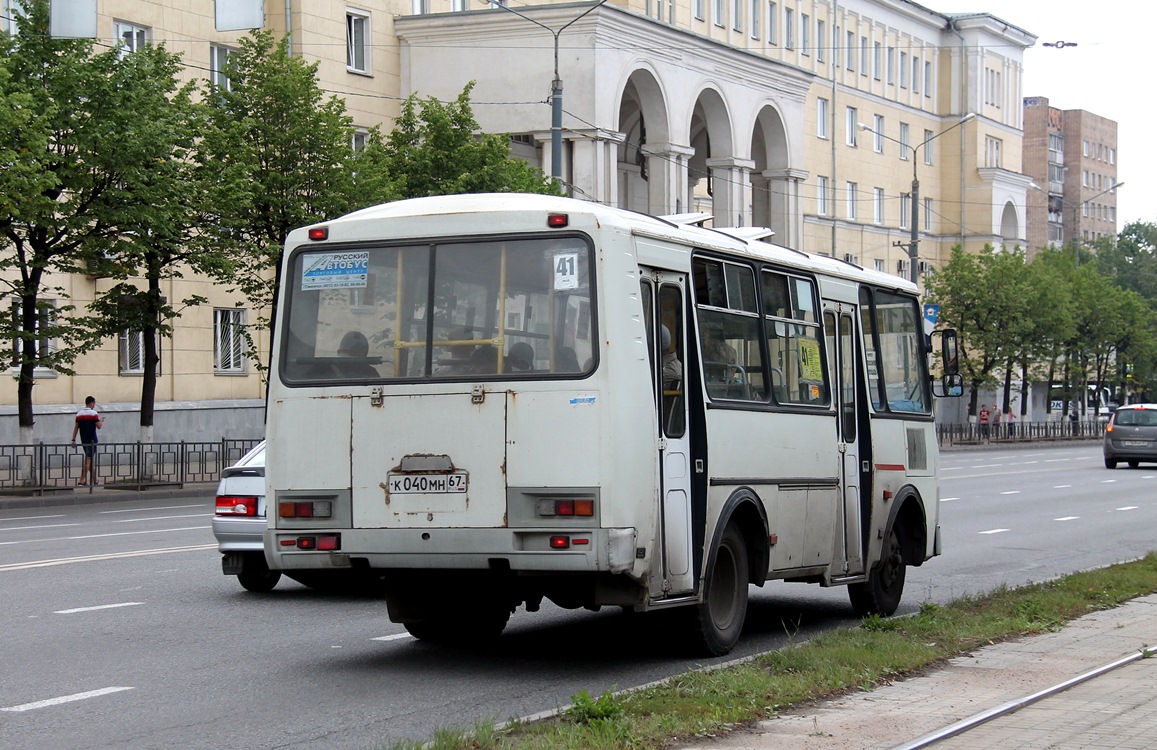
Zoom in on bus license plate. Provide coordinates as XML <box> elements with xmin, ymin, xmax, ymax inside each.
<box><xmin>387</xmin><ymin>472</ymin><xmax>468</xmax><ymax>494</ymax></box>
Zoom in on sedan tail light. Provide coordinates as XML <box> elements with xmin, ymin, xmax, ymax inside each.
<box><xmin>215</xmin><ymin>495</ymin><xmax>258</xmax><ymax>516</ymax></box>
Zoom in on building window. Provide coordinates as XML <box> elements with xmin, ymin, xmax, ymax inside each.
<box><xmin>452</xmin><ymin>0</ymin><xmax>467</xmax><ymax>10</ymax></box>
<box><xmin>846</xmin><ymin>182</ymin><xmax>857</xmax><ymax>220</ymax></box>
<box><xmin>114</xmin><ymin>20</ymin><xmax>148</xmax><ymax>56</ymax></box>
<box><xmin>846</xmin><ymin>30</ymin><xmax>855</xmax><ymax>71</ymax></box>
<box><xmin>210</xmin><ymin>45</ymin><xmax>235</xmax><ymax>90</ymax></box>
<box><xmin>873</xmin><ymin>42</ymin><xmax>882</xmax><ymax>80</ymax></box>
<box><xmin>846</xmin><ymin>107</ymin><xmax>858</xmax><ymax>146</ymax></box>
<box><xmin>800</xmin><ymin>13</ymin><xmax>809</xmax><ymax>55</ymax></box>
<box><xmin>924</xmin><ymin>197</ymin><xmax>933</xmax><ymax>231</ymax></box>
<box><xmin>695</xmin><ymin>0</ymin><xmax>705</xmax><ymax>20</ymax></box>
<box><xmin>347</xmin><ymin>10</ymin><xmax>370</xmax><ymax>73</ymax></box>
<box><xmin>411</xmin><ymin>0</ymin><xmax>428</xmax><ymax>13</ymax></box>
<box><xmin>873</xmin><ymin>187</ymin><xmax>884</xmax><ymax>224</ymax></box>
<box><xmin>1110</xmin><ymin>147</ymin><xmax>1116</xmax><ymax>165</ymax></box>
<box><xmin>733</xmin><ymin>0</ymin><xmax>743</xmax><ymax>31</ymax></box>
<box><xmin>984</xmin><ymin>68</ymin><xmax>1002</xmax><ymax>108</ymax></box>
<box><xmin>9</xmin><ymin>300</ymin><xmax>55</xmax><ymax>370</ymax></box>
<box><xmin>923</xmin><ymin>129</ymin><xmax>934</xmax><ymax>165</ymax></box>
<box><xmin>886</xmin><ymin>46</ymin><xmax>894</xmax><ymax>84</ymax></box>
<box><xmin>924</xmin><ymin>61</ymin><xmax>932</xmax><ymax>96</ymax></box>
<box><xmin>714</xmin><ymin>0</ymin><xmax>724</xmax><ymax>27</ymax></box>
<box><xmin>214</xmin><ymin>308</ymin><xmax>246</xmax><ymax>374</ymax></box>
<box><xmin>816</xmin><ymin>20</ymin><xmax>825</xmax><ymax>61</ymax></box>
<box><xmin>817</xmin><ymin>97</ymin><xmax>829</xmax><ymax>138</ymax></box>
<box><xmin>899</xmin><ymin>51</ymin><xmax>908</xmax><ymax>88</ymax></box>
<box><xmin>119</xmin><ymin>330</ymin><xmax>159</xmax><ymax>376</ymax></box>
<box><xmin>899</xmin><ymin>122</ymin><xmax>910</xmax><ymax>159</ymax></box>
<box><xmin>1082</xmin><ymin>140</ymin><xmax>1090</xmax><ymax>157</ymax></box>
<box><xmin>985</xmin><ymin>136</ymin><xmax>1002</xmax><ymax>169</ymax></box>
<box><xmin>750</xmin><ymin>0</ymin><xmax>759</xmax><ymax>38</ymax></box>
<box><xmin>874</xmin><ymin>259</ymin><xmax>885</xmax><ymax>273</ymax></box>
<box><xmin>784</xmin><ymin>8</ymin><xmax>794</xmax><ymax>49</ymax></box>
<box><xmin>912</xmin><ymin>56</ymin><xmax>920</xmax><ymax>93</ymax></box>
<box><xmin>817</xmin><ymin>176</ymin><xmax>830</xmax><ymax>215</ymax></box>
<box><xmin>899</xmin><ymin>192</ymin><xmax>910</xmax><ymax>228</ymax></box>
<box><xmin>873</xmin><ymin>115</ymin><xmax>884</xmax><ymax>153</ymax></box>
<box><xmin>766</xmin><ymin>1</ymin><xmax>776</xmax><ymax>43</ymax></box>
<box><xmin>351</xmin><ymin>129</ymin><xmax>370</xmax><ymax>151</ymax></box>
<box><xmin>860</xmin><ymin>36</ymin><xmax>868</xmax><ymax>75</ymax></box>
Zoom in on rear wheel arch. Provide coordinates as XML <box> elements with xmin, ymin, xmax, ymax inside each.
<box><xmin>710</xmin><ymin>489</ymin><xmax>769</xmax><ymax>586</ymax></box>
<box><xmin>884</xmin><ymin>485</ymin><xmax>928</xmax><ymax>567</ymax></box>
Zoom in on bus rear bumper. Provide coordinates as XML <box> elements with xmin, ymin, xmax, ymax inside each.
<box><xmin>265</xmin><ymin>527</ymin><xmax>638</xmax><ymax>574</ymax></box>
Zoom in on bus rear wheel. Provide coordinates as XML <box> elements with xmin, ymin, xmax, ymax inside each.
<box><xmin>848</xmin><ymin>526</ymin><xmax>906</xmax><ymax>617</ymax></box>
<box><xmin>688</xmin><ymin>522</ymin><xmax>749</xmax><ymax>656</ymax></box>
<box><xmin>404</xmin><ymin>605</ymin><xmax>510</xmax><ymax>645</ymax></box>
<box><xmin>236</xmin><ymin>553</ymin><xmax>281</xmax><ymax>593</ymax></box>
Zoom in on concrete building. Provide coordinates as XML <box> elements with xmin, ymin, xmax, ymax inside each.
<box><xmin>1</xmin><ymin>0</ymin><xmax>1038</xmax><ymax>441</ymax></box>
<box><xmin>1023</xmin><ymin>96</ymin><xmax>1120</xmax><ymax>257</ymax></box>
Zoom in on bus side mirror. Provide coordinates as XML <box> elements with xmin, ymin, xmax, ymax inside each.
<box><xmin>940</xmin><ymin>329</ymin><xmax>959</xmax><ymax>376</ymax></box>
<box><xmin>940</xmin><ymin>373</ymin><xmax>964</xmax><ymax>397</ymax></box>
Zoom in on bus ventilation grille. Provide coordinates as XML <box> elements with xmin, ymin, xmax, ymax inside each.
<box><xmin>906</xmin><ymin>428</ymin><xmax>928</xmax><ymax>471</ymax></box>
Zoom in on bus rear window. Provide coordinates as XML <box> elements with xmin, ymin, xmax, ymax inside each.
<box><xmin>281</xmin><ymin>236</ymin><xmax>595</xmax><ymax>383</ymax></box>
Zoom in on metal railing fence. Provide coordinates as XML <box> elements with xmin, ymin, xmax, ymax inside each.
<box><xmin>937</xmin><ymin>419</ymin><xmax>1105</xmax><ymax>447</ymax></box>
<box><xmin>0</xmin><ymin>439</ymin><xmax>262</xmax><ymax>493</ymax></box>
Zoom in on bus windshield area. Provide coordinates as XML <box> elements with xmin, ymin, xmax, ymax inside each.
<box><xmin>281</xmin><ymin>236</ymin><xmax>595</xmax><ymax>384</ymax></box>
<box><xmin>860</xmin><ymin>288</ymin><xmax>930</xmax><ymax>413</ymax></box>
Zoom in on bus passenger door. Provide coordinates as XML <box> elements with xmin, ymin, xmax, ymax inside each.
<box><xmin>644</xmin><ymin>272</ymin><xmax>694</xmax><ymax>596</ymax></box>
<box><xmin>825</xmin><ymin>306</ymin><xmax>865</xmax><ymax>577</ymax></box>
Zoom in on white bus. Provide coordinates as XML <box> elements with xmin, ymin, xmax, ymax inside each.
<box><xmin>265</xmin><ymin>194</ymin><xmax>956</xmax><ymax>655</ymax></box>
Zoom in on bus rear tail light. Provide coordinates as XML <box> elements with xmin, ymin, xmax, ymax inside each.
<box><xmin>546</xmin><ymin>213</ymin><xmax>569</xmax><ymax>228</ymax></box>
<box><xmin>282</xmin><ymin>534</ymin><xmax>341</xmax><ymax>551</ymax></box>
<box><xmin>536</xmin><ymin>498</ymin><xmax>595</xmax><ymax>517</ymax></box>
<box><xmin>215</xmin><ymin>495</ymin><xmax>258</xmax><ymax>516</ymax></box>
<box><xmin>279</xmin><ymin>500</ymin><xmax>333</xmax><ymax>519</ymax></box>
<box><xmin>549</xmin><ymin>535</ymin><xmax>570</xmax><ymax>549</ymax></box>
<box><xmin>307</xmin><ymin>226</ymin><xmax>329</xmax><ymax>241</ymax></box>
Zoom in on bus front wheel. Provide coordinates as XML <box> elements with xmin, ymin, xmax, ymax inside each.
<box><xmin>848</xmin><ymin>526</ymin><xmax>906</xmax><ymax>617</ymax></box>
<box><xmin>688</xmin><ymin>522</ymin><xmax>749</xmax><ymax>656</ymax></box>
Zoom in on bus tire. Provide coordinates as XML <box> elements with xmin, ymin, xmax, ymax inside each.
<box><xmin>689</xmin><ymin>521</ymin><xmax>749</xmax><ymax>656</ymax></box>
<box><xmin>404</xmin><ymin>605</ymin><xmax>510</xmax><ymax>645</ymax></box>
<box><xmin>848</xmin><ymin>525</ymin><xmax>906</xmax><ymax>617</ymax></box>
<box><xmin>236</xmin><ymin>553</ymin><xmax>281</xmax><ymax>593</ymax></box>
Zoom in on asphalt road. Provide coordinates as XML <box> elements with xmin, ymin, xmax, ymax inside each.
<box><xmin>1</xmin><ymin>442</ymin><xmax>1152</xmax><ymax>749</ymax></box>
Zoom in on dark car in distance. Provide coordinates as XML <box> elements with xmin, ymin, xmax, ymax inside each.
<box><xmin>1103</xmin><ymin>404</ymin><xmax>1157</xmax><ymax>469</ymax></box>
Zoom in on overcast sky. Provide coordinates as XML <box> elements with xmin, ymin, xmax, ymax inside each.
<box><xmin>938</xmin><ymin>1</ymin><xmax>1152</xmax><ymax>226</ymax></box>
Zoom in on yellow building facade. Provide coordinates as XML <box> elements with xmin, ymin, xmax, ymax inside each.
<box><xmin>1</xmin><ymin>0</ymin><xmax>1036</xmax><ymax>440</ymax></box>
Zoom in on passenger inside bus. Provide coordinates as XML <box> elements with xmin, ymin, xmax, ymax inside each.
<box><xmin>661</xmin><ymin>325</ymin><xmax>682</xmax><ymax>390</ymax></box>
<box><xmin>468</xmin><ymin>345</ymin><xmax>498</xmax><ymax>374</ymax></box>
<box><xmin>505</xmin><ymin>342</ymin><xmax>535</xmax><ymax>372</ymax></box>
<box><xmin>336</xmin><ymin>331</ymin><xmax>380</xmax><ymax>378</ymax></box>
<box><xmin>556</xmin><ymin>346</ymin><xmax>581</xmax><ymax>373</ymax></box>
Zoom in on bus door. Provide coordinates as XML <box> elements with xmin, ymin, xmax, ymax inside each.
<box><xmin>824</xmin><ymin>304</ymin><xmax>865</xmax><ymax>577</ymax></box>
<box><xmin>643</xmin><ymin>271</ymin><xmax>694</xmax><ymax>596</ymax></box>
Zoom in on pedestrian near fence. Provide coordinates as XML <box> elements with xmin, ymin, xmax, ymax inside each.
<box><xmin>70</xmin><ymin>396</ymin><xmax>105</xmax><ymax>486</ymax></box>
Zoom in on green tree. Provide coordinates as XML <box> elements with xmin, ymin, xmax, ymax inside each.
<box><xmin>0</xmin><ymin>0</ymin><xmax>180</xmax><ymax>440</ymax></box>
<box><xmin>84</xmin><ymin>46</ymin><xmax>234</xmax><ymax>440</ymax></box>
<box><xmin>198</xmin><ymin>30</ymin><xmax>369</xmax><ymax>373</ymax></box>
<box><xmin>383</xmin><ymin>83</ymin><xmax>561</xmax><ymax>199</ymax></box>
<box><xmin>926</xmin><ymin>245</ymin><xmax>1035</xmax><ymax>419</ymax></box>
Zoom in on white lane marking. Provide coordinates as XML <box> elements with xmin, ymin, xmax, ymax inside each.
<box><xmin>1101</xmin><ymin>480</ymin><xmax>1118</xmax><ymax>484</ymax></box>
<box><xmin>1144</xmin><ymin>476</ymin><xmax>1157</xmax><ymax>479</ymax></box>
<box><xmin>999</xmin><ymin>491</ymin><xmax>1021</xmax><ymax>495</ymax></box>
<box><xmin>0</xmin><ymin>514</ymin><xmax>65</xmax><ymax>521</ymax></box>
<box><xmin>1</xmin><ymin>687</ymin><xmax>134</xmax><ymax>712</ymax></box>
<box><xmin>1044</xmin><ymin>458</ymin><xmax>1069</xmax><ymax>463</ymax></box>
<box><xmin>371</xmin><ymin>633</ymin><xmax>414</xmax><ymax>642</ymax></box>
<box><xmin>979</xmin><ymin>528</ymin><xmax>1009</xmax><ymax>535</ymax></box>
<box><xmin>974</xmin><ymin>464</ymin><xmax>1002</xmax><ymax>468</ymax></box>
<box><xmin>113</xmin><ymin>514</ymin><xmax>212</xmax><ymax>523</ymax></box>
<box><xmin>55</xmin><ymin>602</ymin><xmax>143</xmax><ymax>614</ymax></box>
<box><xmin>0</xmin><ymin>544</ymin><xmax>216</xmax><ymax>572</ymax></box>
<box><xmin>0</xmin><ymin>523</ymin><xmax>81</xmax><ymax>533</ymax></box>
<box><xmin>100</xmin><ymin>505</ymin><xmax>204</xmax><ymax>514</ymax></box>
<box><xmin>1054</xmin><ymin>485</ymin><xmax>1072</xmax><ymax>489</ymax></box>
<box><xmin>1055</xmin><ymin>516</ymin><xmax>1080</xmax><ymax>522</ymax></box>
<box><xmin>0</xmin><ymin>526</ymin><xmax>209</xmax><ymax>547</ymax></box>
<box><xmin>942</xmin><ymin>467</ymin><xmax>963</xmax><ymax>471</ymax></box>
<box><xmin>941</xmin><ymin>497</ymin><xmax>959</xmax><ymax>502</ymax></box>
<box><xmin>1116</xmin><ymin>506</ymin><xmax>1139</xmax><ymax>511</ymax></box>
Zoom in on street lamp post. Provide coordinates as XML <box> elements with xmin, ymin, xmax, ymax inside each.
<box><xmin>859</xmin><ymin>113</ymin><xmax>975</xmax><ymax>285</ymax></box>
<box><xmin>482</xmin><ymin>0</ymin><xmax>609</xmax><ymax>184</ymax></box>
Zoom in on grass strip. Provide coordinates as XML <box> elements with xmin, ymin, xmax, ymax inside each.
<box><xmin>384</xmin><ymin>552</ymin><xmax>1157</xmax><ymax>750</ymax></box>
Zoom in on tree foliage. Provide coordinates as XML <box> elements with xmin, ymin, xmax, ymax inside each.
<box><xmin>0</xmin><ymin>0</ymin><xmax>188</xmax><ymax>431</ymax></box>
